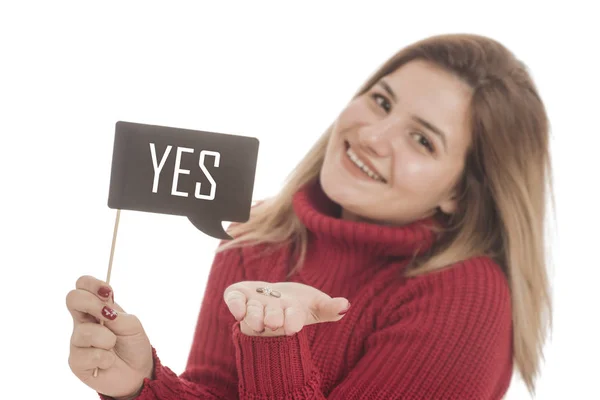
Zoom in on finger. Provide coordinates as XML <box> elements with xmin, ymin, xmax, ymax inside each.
<box><xmin>223</xmin><ymin>289</ymin><xmax>248</xmax><ymax>321</ymax></box>
<box><xmin>66</xmin><ymin>289</ymin><xmax>142</xmax><ymax>335</ymax></box>
<box><xmin>69</xmin><ymin>346</ymin><xmax>117</xmax><ymax>373</ymax></box>
<box><xmin>71</xmin><ymin>322</ymin><xmax>117</xmax><ymax>350</ymax></box>
<box><xmin>75</xmin><ymin>275</ymin><xmax>117</xmax><ymax>305</ymax></box>
<box><xmin>283</xmin><ymin>306</ymin><xmax>306</xmax><ymax>336</ymax></box>
<box><xmin>263</xmin><ymin>304</ymin><xmax>284</xmax><ymax>331</ymax></box>
<box><xmin>67</xmin><ymin>289</ymin><xmax>118</xmax><ymax>323</ymax></box>
<box><xmin>244</xmin><ymin>298</ymin><xmax>265</xmax><ymax>332</ymax></box>
<box><xmin>314</xmin><ymin>296</ymin><xmax>350</xmax><ymax>322</ymax></box>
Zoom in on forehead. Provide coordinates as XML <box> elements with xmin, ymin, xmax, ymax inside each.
<box><xmin>381</xmin><ymin>60</ymin><xmax>473</xmax><ymax>149</ymax></box>
<box><xmin>384</xmin><ymin>60</ymin><xmax>471</xmax><ymax>109</ymax></box>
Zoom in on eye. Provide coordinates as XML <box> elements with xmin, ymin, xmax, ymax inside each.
<box><xmin>411</xmin><ymin>132</ymin><xmax>435</xmax><ymax>153</ymax></box>
<box><xmin>371</xmin><ymin>93</ymin><xmax>391</xmax><ymax>113</ymax></box>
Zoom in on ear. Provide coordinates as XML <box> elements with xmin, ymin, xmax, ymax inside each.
<box><xmin>438</xmin><ymin>192</ymin><xmax>458</xmax><ymax>215</ymax></box>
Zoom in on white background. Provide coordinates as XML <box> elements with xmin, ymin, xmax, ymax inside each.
<box><xmin>1</xmin><ymin>1</ymin><xmax>598</xmax><ymax>399</ymax></box>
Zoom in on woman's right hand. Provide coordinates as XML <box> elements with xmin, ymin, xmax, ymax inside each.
<box><xmin>66</xmin><ymin>275</ymin><xmax>154</xmax><ymax>400</ymax></box>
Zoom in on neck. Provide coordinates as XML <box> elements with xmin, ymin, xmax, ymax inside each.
<box><xmin>340</xmin><ymin>208</ymin><xmax>393</xmax><ymax>226</ymax></box>
<box><xmin>340</xmin><ymin>207</ymin><xmax>437</xmax><ymax>227</ymax></box>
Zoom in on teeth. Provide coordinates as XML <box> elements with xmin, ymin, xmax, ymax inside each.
<box><xmin>346</xmin><ymin>147</ymin><xmax>384</xmax><ymax>182</ymax></box>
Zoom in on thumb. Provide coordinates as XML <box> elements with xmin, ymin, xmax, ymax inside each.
<box><xmin>314</xmin><ymin>297</ymin><xmax>351</xmax><ymax>321</ymax></box>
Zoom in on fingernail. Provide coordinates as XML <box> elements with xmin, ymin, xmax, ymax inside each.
<box><xmin>102</xmin><ymin>306</ymin><xmax>118</xmax><ymax>320</ymax></box>
<box><xmin>98</xmin><ymin>286</ymin><xmax>111</xmax><ymax>298</ymax></box>
<box><xmin>338</xmin><ymin>302</ymin><xmax>351</xmax><ymax>315</ymax></box>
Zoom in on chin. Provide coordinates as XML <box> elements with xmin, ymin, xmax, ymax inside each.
<box><xmin>321</xmin><ymin>174</ymin><xmax>416</xmax><ymax>225</ymax></box>
<box><xmin>321</xmin><ymin>174</ymin><xmax>372</xmax><ymax>219</ymax></box>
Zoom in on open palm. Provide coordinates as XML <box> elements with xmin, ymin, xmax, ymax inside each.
<box><xmin>223</xmin><ymin>281</ymin><xmax>351</xmax><ymax>337</ymax></box>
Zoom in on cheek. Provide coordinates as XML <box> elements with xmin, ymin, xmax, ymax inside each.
<box><xmin>391</xmin><ymin>157</ymin><xmax>449</xmax><ymax>194</ymax></box>
<box><xmin>334</xmin><ymin>101</ymin><xmax>369</xmax><ymax>131</ymax></box>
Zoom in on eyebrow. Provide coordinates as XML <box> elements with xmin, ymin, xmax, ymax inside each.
<box><xmin>378</xmin><ymin>80</ymin><xmax>397</xmax><ymax>102</ymax></box>
<box><xmin>377</xmin><ymin>80</ymin><xmax>448</xmax><ymax>153</ymax></box>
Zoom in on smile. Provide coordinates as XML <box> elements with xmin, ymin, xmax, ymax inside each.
<box><xmin>344</xmin><ymin>142</ymin><xmax>386</xmax><ymax>183</ymax></box>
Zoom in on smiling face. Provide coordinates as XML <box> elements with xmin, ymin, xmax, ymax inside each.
<box><xmin>320</xmin><ymin>60</ymin><xmax>473</xmax><ymax>226</ymax></box>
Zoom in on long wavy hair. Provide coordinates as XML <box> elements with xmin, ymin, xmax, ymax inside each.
<box><xmin>218</xmin><ymin>33</ymin><xmax>554</xmax><ymax>396</ymax></box>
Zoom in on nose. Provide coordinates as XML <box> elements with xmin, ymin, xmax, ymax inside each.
<box><xmin>356</xmin><ymin>116</ymin><xmax>401</xmax><ymax>157</ymax></box>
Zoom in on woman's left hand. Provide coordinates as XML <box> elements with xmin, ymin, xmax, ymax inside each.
<box><xmin>223</xmin><ymin>281</ymin><xmax>351</xmax><ymax>337</ymax></box>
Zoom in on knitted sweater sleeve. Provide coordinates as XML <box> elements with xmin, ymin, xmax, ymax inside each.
<box><xmin>230</xmin><ymin>257</ymin><xmax>513</xmax><ymax>399</ymax></box>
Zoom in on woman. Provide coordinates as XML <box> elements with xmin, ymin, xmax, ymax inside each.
<box><xmin>67</xmin><ymin>33</ymin><xmax>553</xmax><ymax>399</ymax></box>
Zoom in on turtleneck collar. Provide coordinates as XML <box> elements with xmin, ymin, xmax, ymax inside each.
<box><xmin>292</xmin><ymin>179</ymin><xmax>439</xmax><ymax>260</ymax></box>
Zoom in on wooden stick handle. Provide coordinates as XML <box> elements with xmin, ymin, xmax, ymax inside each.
<box><xmin>93</xmin><ymin>209</ymin><xmax>121</xmax><ymax>378</ymax></box>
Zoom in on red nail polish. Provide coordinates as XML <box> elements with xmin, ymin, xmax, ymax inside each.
<box><xmin>98</xmin><ymin>286</ymin><xmax>111</xmax><ymax>298</ymax></box>
<box><xmin>338</xmin><ymin>302</ymin><xmax>351</xmax><ymax>315</ymax></box>
<box><xmin>102</xmin><ymin>306</ymin><xmax>118</xmax><ymax>320</ymax></box>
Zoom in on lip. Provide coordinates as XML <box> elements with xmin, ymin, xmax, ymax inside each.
<box><xmin>344</xmin><ymin>140</ymin><xmax>387</xmax><ymax>182</ymax></box>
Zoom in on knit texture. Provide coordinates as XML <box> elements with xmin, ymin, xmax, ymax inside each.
<box><xmin>99</xmin><ymin>180</ymin><xmax>513</xmax><ymax>399</ymax></box>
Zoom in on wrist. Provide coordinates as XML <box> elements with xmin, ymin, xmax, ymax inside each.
<box><xmin>112</xmin><ymin>384</ymin><xmax>144</xmax><ymax>400</ymax></box>
<box><xmin>112</xmin><ymin>365</ymin><xmax>153</xmax><ymax>400</ymax></box>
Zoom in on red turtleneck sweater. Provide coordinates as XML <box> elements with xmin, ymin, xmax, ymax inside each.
<box><xmin>99</xmin><ymin>181</ymin><xmax>513</xmax><ymax>400</ymax></box>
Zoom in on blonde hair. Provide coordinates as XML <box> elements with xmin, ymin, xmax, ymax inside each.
<box><xmin>219</xmin><ymin>33</ymin><xmax>553</xmax><ymax>396</ymax></box>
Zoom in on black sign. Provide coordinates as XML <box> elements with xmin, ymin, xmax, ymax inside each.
<box><xmin>108</xmin><ymin>121</ymin><xmax>259</xmax><ymax>240</ymax></box>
